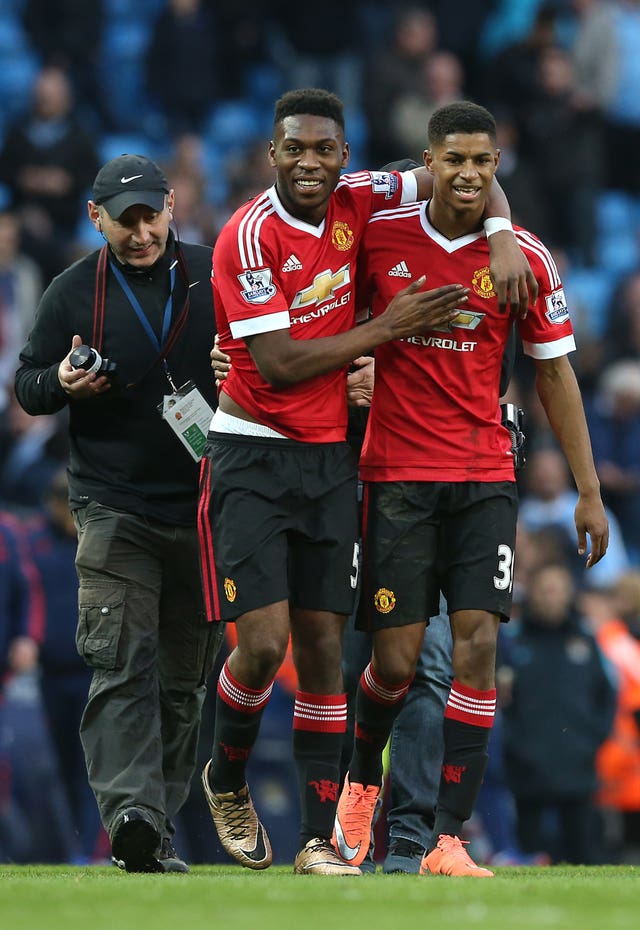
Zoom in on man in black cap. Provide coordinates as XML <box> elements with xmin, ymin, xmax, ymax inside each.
<box><xmin>14</xmin><ymin>154</ymin><xmax>224</xmax><ymax>873</ymax></box>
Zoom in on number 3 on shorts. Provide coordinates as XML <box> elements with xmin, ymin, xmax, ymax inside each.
<box><xmin>493</xmin><ymin>543</ymin><xmax>514</xmax><ymax>593</ymax></box>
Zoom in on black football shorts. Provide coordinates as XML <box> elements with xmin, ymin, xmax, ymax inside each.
<box><xmin>198</xmin><ymin>434</ymin><xmax>359</xmax><ymax>622</ymax></box>
<box><xmin>358</xmin><ymin>480</ymin><xmax>518</xmax><ymax>632</ymax></box>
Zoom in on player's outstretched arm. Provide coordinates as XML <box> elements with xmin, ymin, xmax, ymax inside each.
<box><xmin>247</xmin><ymin>278</ymin><xmax>468</xmax><ymax>388</ymax></box>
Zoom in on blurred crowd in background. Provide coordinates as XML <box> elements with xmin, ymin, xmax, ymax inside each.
<box><xmin>1</xmin><ymin>0</ymin><xmax>640</xmax><ymax>869</ymax></box>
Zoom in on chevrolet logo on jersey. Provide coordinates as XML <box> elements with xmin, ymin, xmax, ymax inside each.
<box><xmin>290</xmin><ymin>264</ymin><xmax>351</xmax><ymax>309</ymax></box>
<box><xmin>433</xmin><ymin>309</ymin><xmax>485</xmax><ymax>333</ymax></box>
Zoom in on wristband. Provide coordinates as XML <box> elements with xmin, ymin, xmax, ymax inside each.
<box><xmin>484</xmin><ymin>217</ymin><xmax>514</xmax><ymax>237</ymax></box>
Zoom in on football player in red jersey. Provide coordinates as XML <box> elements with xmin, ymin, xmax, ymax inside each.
<box><xmin>333</xmin><ymin>100</ymin><xmax>609</xmax><ymax>878</ymax></box>
<box><xmin>198</xmin><ymin>88</ymin><xmax>536</xmax><ymax>875</ymax></box>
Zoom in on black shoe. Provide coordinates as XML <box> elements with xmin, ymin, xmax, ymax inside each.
<box><xmin>111</xmin><ymin>807</ymin><xmax>162</xmax><ymax>873</ymax></box>
<box><xmin>157</xmin><ymin>837</ymin><xmax>189</xmax><ymax>873</ymax></box>
<box><xmin>383</xmin><ymin>838</ymin><xmax>425</xmax><ymax>874</ymax></box>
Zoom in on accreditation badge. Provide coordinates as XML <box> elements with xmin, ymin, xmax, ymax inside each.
<box><xmin>158</xmin><ymin>380</ymin><xmax>214</xmax><ymax>461</ymax></box>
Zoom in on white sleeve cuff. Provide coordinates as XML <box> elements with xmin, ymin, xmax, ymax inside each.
<box><xmin>230</xmin><ymin>310</ymin><xmax>291</xmax><ymax>340</ymax></box>
<box><xmin>400</xmin><ymin>171</ymin><xmax>418</xmax><ymax>204</ymax></box>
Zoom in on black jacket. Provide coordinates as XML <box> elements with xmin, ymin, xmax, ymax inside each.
<box><xmin>15</xmin><ymin>234</ymin><xmax>216</xmax><ymax>525</ymax></box>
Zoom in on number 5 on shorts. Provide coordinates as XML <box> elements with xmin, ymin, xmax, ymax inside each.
<box><xmin>350</xmin><ymin>542</ymin><xmax>360</xmax><ymax>590</ymax></box>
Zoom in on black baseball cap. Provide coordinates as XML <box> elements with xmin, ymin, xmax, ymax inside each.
<box><xmin>92</xmin><ymin>154</ymin><xmax>169</xmax><ymax>219</ymax></box>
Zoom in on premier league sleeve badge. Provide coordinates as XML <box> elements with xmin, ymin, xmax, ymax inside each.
<box><xmin>238</xmin><ymin>268</ymin><xmax>277</xmax><ymax>304</ymax></box>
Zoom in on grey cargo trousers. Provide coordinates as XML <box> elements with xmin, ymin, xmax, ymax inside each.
<box><xmin>73</xmin><ymin>502</ymin><xmax>224</xmax><ymax>840</ymax></box>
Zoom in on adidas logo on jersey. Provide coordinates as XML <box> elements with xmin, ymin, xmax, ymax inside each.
<box><xmin>282</xmin><ymin>254</ymin><xmax>303</xmax><ymax>272</ymax></box>
<box><xmin>388</xmin><ymin>261</ymin><xmax>412</xmax><ymax>278</ymax></box>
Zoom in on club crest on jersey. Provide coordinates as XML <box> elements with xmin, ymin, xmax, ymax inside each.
<box><xmin>237</xmin><ymin>268</ymin><xmax>276</xmax><ymax>304</ymax></box>
<box><xmin>374</xmin><ymin>587</ymin><xmax>396</xmax><ymax>614</ymax></box>
<box><xmin>471</xmin><ymin>266</ymin><xmax>496</xmax><ymax>299</ymax></box>
<box><xmin>224</xmin><ymin>577</ymin><xmax>237</xmax><ymax>602</ymax></box>
<box><xmin>545</xmin><ymin>287</ymin><xmax>569</xmax><ymax>324</ymax></box>
<box><xmin>371</xmin><ymin>171</ymin><xmax>399</xmax><ymax>199</ymax></box>
<box><xmin>331</xmin><ymin>220</ymin><xmax>355</xmax><ymax>252</ymax></box>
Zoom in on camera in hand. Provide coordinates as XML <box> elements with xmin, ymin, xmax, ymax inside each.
<box><xmin>69</xmin><ymin>345</ymin><xmax>117</xmax><ymax>379</ymax></box>
<box><xmin>500</xmin><ymin>403</ymin><xmax>526</xmax><ymax>471</ymax></box>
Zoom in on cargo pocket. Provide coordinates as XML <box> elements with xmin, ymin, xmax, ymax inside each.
<box><xmin>76</xmin><ymin>582</ymin><xmax>126</xmax><ymax>670</ymax></box>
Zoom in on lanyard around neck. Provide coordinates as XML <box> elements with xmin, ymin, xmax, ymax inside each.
<box><xmin>92</xmin><ymin>244</ymin><xmax>193</xmax><ymax>391</ymax></box>
<box><xmin>109</xmin><ymin>259</ymin><xmax>178</xmax><ymax>389</ymax></box>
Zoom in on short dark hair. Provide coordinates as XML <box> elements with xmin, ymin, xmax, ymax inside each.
<box><xmin>274</xmin><ymin>88</ymin><xmax>345</xmax><ymax>131</ymax></box>
<box><xmin>428</xmin><ymin>101</ymin><xmax>497</xmax><ymax>147</ymax></box>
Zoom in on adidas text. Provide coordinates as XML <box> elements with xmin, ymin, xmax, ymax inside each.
<box><xmin>388</xmin><ymin>262</ymin><xmax>412</xmax><ymax>278</ymax></box>
<box><xmin>282</xmin><ymin>255</ymin><xmax>303</xmax><ymax>272</ymax></box>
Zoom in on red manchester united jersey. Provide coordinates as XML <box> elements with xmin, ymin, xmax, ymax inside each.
<box><xmin>358</xmin><ymin>203</ymin><xmax>576</xmax><ymax>481</ymax></box>
<box><xmin>212</xmin><ymin>171</ymin><xmax>415</xmax><ymax>442</ymax></box>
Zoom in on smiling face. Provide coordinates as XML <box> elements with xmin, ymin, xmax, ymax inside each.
<box><xmin>425</xmin><ymin>132</ymin><xmax>500</xmax><ymax>235</ymax></box>
<box><xmin>269</xmin><ymin>114</ymin><xmax>350</xmax><ymax>226</ymax></box>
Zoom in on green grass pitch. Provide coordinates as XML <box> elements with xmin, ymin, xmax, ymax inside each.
<box><xmin>1</xmin><ymin>864</ymin><xmax>639</xmax><ymax>930</ymax></box>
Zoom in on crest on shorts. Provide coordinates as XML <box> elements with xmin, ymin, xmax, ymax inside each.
<box><xmin>331</xmin><ymin>220</ymin><xmax>354</xmax><ymax>252</ymax></box>
<box><xmin>374</xmin><ymin>587</ymin><xmax>396</xmax><ymax>614</ymax></box>
<box><xmin>224</xmin><ymin>577</ymin><xmax>237</xmax><ymax>602</ymax></box>
<box><xmin>471</xmin><ymin>266</ymin><xmax>496</xmax><ymax>299</ymax></box>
